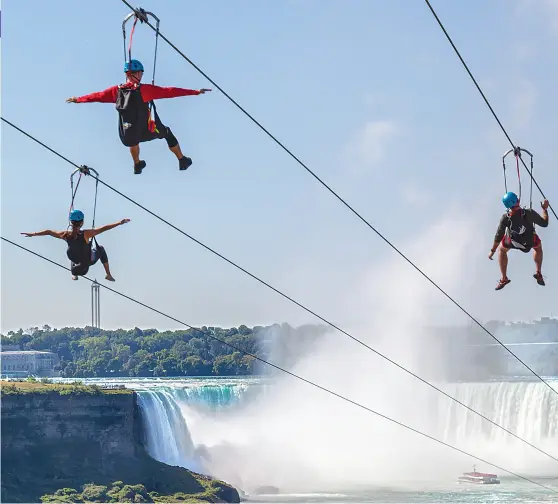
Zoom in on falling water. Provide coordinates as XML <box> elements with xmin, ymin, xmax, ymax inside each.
<box><xmin>133</xmin><ymin>378</ymin><xmax>557</xmax><ymax>487</ymax></box>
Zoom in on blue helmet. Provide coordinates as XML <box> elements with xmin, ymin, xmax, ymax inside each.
<box><xmin>69</xmin><ymin>209</ymin><xmax>84</xmax><ymax>222</ymax></box>
<box><xmin>124</xmin><ymin>59</ymin><xmax>144</xmax><ymax>73</ymax></box>
<box><xmin>502</xmin><ymin>191</ymin><xmax>519</xmax><ymax>209</ymax></box>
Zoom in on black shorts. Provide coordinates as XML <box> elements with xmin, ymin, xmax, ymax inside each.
<box><xmin>121</xmin><ymin>122</ymin><xmax>172</xmax><ymax>146</ymax></box>
<box><xmin>501</xmin><ymin>233</ymin><xmax>541</xmax><ymax>253</ymax></box>
<box><xmin>70</xmin><ymin>246</ymin><xmax>108</xmax><ymax>276</ymax></box>
<box><xmin>118</xmin><ymin>108</ymin><xmax>178</xmax><ymax>148</ymax></box>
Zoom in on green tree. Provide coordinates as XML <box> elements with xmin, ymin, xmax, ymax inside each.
<box><xmin>1</xmin><ymin>323</ymin><xmax>327</xmax><ymax>378</ymax></box>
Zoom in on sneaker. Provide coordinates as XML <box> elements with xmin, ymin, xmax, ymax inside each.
<box><xmin>179</xmin><ymin>156</ymin><xmax>192</xmax><ymax>171</ymax></box>
<box><xmin>533</xmin><ymin>272</ymin><xmax>545</xmax><ymax>286</ymax></box>
<box><xmin>134</xmin><ymin>160</ymin><xmax>146</xmax><ymax>174</ymax></box>
<box><xmin>495</xmin><ymin>277</ymin><xmax>511</xmax><ymax>291</ymax></box>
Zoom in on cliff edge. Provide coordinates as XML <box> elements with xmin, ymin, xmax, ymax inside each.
<box><xmin>1</xmin><ymin>381</ymin><xmax>240</xmax><ymax>503</ymax></box>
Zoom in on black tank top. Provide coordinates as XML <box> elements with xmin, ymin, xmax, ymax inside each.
<box><xmin>66</xmin><ymin>231</ymin><xmax>91</xmax><ymax>264</ymax></box>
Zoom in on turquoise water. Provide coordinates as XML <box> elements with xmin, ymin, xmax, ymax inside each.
<box><xmin>53</xmin><ymin>376</ymin><xmax>558</xmax><ymax>503</ymax></box>
<box><xmin>54</xmin><ymin>375</ymin><xmax>265</xmax><ymax>408</ymax></box>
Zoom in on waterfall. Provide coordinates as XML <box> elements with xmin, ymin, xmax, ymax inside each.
<box><xmin>137</xmin><ymin>388</ymin><xmax>197</xmax><ymax>468</ymax></box>
<box><xmin>438</xmin><ymin>381</ymin><xmax>558</xmax><ymax>444</ymax></box>
<box><xmin>136</xmin><ymin>379</ymin><xmax>265</xmax><ymax>474</ymax></box>
<box><xmin>136</xmin><ymin>377</ymin><xmax>558</xmax><ymax>487</ymax></box>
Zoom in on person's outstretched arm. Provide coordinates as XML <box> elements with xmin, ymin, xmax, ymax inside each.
<box><xmin>140</xmin><ymin>84</ymin><xmax>212</xmax><ymax>102</ymax></box>
<box><xmin>66</xmin><ymin>86</ymin><xmax>119</xmax><ymax>104</ymax></box>
<box><xmin>21</xmin><ymin>229</ymin><xmax>66</xmax><ymax>239</ymax></box>
<box><xmin>84</xmin><ymin>219</ymin><xmax>130</xmax><ymax>241</ymax></box>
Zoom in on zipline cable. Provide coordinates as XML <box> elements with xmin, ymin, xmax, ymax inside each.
<box><xmin>2</xmin><ymin>235</ymin><xmax>557</xmax><ymax>494</ymax></box>
<box><xmin>113</xmin><ymin>2</ymin><xmax>558</xmax><ymax>390</ymax></box>
<box><xmin>423</xmin><ymin>0</ymin><xmax>556</xmax><ymax>220</ymax></box>
<box><xmin>3</xmin><ymin>116</ymin><xmax>558</xmax><ymax>463</ymax></box>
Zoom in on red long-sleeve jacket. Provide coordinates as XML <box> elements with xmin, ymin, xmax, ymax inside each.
<box><xmin>75</xmin><ymin>82</ymin><xmax>202</xmax><ymax>103</ymax></box>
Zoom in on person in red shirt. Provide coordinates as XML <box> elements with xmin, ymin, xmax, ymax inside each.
<box><xmin>66</xmin><ymin>59</ymin><xmax>211</xmax><ymax>175</ymax></box>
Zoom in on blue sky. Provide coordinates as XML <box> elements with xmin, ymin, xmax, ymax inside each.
<box><xmin>2</xmin><ymin>0</ymin><xmax>557</xmax><ymax>334</ymax></box>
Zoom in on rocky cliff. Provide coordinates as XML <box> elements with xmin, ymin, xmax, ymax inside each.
<box><xmin>1</xmin><ymin>382</ymin><xmax>240</xmax><ymax>503</ymax></box>
<box><xmin>2</xmin><ymin>387</ymin><xmax>137</xmax><ymax>456</ymax></box>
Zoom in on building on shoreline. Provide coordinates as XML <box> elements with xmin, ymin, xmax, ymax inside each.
<box><xmin>1</xmin><ymin>350</ymin><xmax>60</xmax><ymax>378</ymax></box>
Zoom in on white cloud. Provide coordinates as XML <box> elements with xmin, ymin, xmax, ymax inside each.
<box><xmin>345</xmin><ymin>120</ymin><xmax>399</xmax><ymax>173</ymax></box>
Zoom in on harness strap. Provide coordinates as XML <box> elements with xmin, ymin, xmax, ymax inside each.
<box><xmin>151</xmin><ymin>14</ymin><xmax>160</xmax><ymax>86</ymax></box>
<box><xmin>128</xmin><ymin>16</ymin><xmax>139</xmax><ymax>64</ymax></box>
<box><xmin>514</xmin><ymin>149</ymin><xmax>522</xmax><ymax>204</ymax></box>
<box><xmin>91</xmin><ymin>173</ymin><xmax>100</xmax><ymax>248</ymax></box>
<box><xmin>501</xmin><ymin>146</ymin><xmax>534</xmax><ymax>210</ymax></box>
<box><xmin>147</xmin><ymin>13</ymin><xmax>160</xmax><ymax>126</ymax></box>
<box><xmin>68</xmin><ymin>165</ymin><xmax>100</xmax><ymax>245</ymax></box>
<box><xmin>69</xmin><ymin>172</ymin><xmax>83</xmax><ymax>214</ymax></box>
<box><xmin>121</xmin><ymin>8</ymin><xmax>162</xmax><ymax>124</ymax></box>
<box><xmin>528</xmin><ymin>153</ymin><xmax>534</xmax><ymax>210</ymax></box>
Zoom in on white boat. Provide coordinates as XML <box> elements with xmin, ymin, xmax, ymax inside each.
<box><xmin>458</xmin><ymin>465</ymin><xmax>500</xmax><ymax>484</ymax></box>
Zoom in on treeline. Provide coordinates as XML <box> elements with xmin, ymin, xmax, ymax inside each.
<box><xmin>1</xmin><ymin>323</ymin><xmax>326</xmax><ymax>378</ymax></box>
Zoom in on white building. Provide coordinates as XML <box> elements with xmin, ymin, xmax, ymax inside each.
<box><xmin>1</xmin><ymin>350</ymin><xmax>60</xmax><ymax>377</ymax></box>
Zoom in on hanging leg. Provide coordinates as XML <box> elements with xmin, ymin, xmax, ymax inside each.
<box><xmin>92</xmin><ymin>246</ymin><xmax>115</xmax><ymax>282</ymax></box>
<box><xmin>533</xmin><ymin>243</ymin><xmax>545</xmax><ymax>286</ymax></box>
<box><xmin>165</xmin><ymin>127</ymin><xmax>192</xmax><ymax>171</ymax></box>
<box><xmin>102</xmin><ymin>262</ymin><xmax>115</xmax><ymax>282</ymax></box>
<box><xmin>71</xmin><ymin>262</ymin><xmax>89</xmax><ymax>281</ymax></box>
<box><xmin>130</xmin><ymin>145</ymin><xmax>140</xmax><ymax>164</ymax></box>
<box><xmin>495</xmin><ymin>245</ymin><xmax>511</xmax><ymax>290</ymax></box>
<box><xmin>149</xmin><ymin>104</ymin><xmax>192</xmax><ymax>171</ymax></box>
<box><xmin>129</xmin><ymin>145</ymin><xmax>146</xmax><ymax>175</ymax></box>
<box><xmin>170</xmin><ymin>143</ymin><xmax>184</xmax><ymax>159</ymax></box>
<box><xmin>70</xmin><ymin>259</ymin><xmax>79</xmax><ymax>280</ymax></box>
<box><xmin>120</xmin><ymin>117</ymin><xmax>147</xmax><ymax>175</ymax></box>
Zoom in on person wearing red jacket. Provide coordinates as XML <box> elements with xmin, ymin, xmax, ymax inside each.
<box><xmin>67</xmin><ymin>59</ymin><xmax>211</xmax><ymax>175</ymax></box>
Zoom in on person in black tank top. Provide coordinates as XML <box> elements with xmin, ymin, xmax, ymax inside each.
<box><xmin>21</xmin><ymin>209</ymin><xmax>131</xmax><ymax>281</ymax></box>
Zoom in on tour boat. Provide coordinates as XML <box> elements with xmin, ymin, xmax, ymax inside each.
<box><xmin>458</xmin><ymin>465</ymin><xmax>500</xmax><ymax>484</ymax></box>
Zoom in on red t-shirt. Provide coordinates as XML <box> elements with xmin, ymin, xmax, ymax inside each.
<box><xmin>75</xmin><ymin>82</ymin><xmax>201</xmax><ymax>103</ymax></box>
